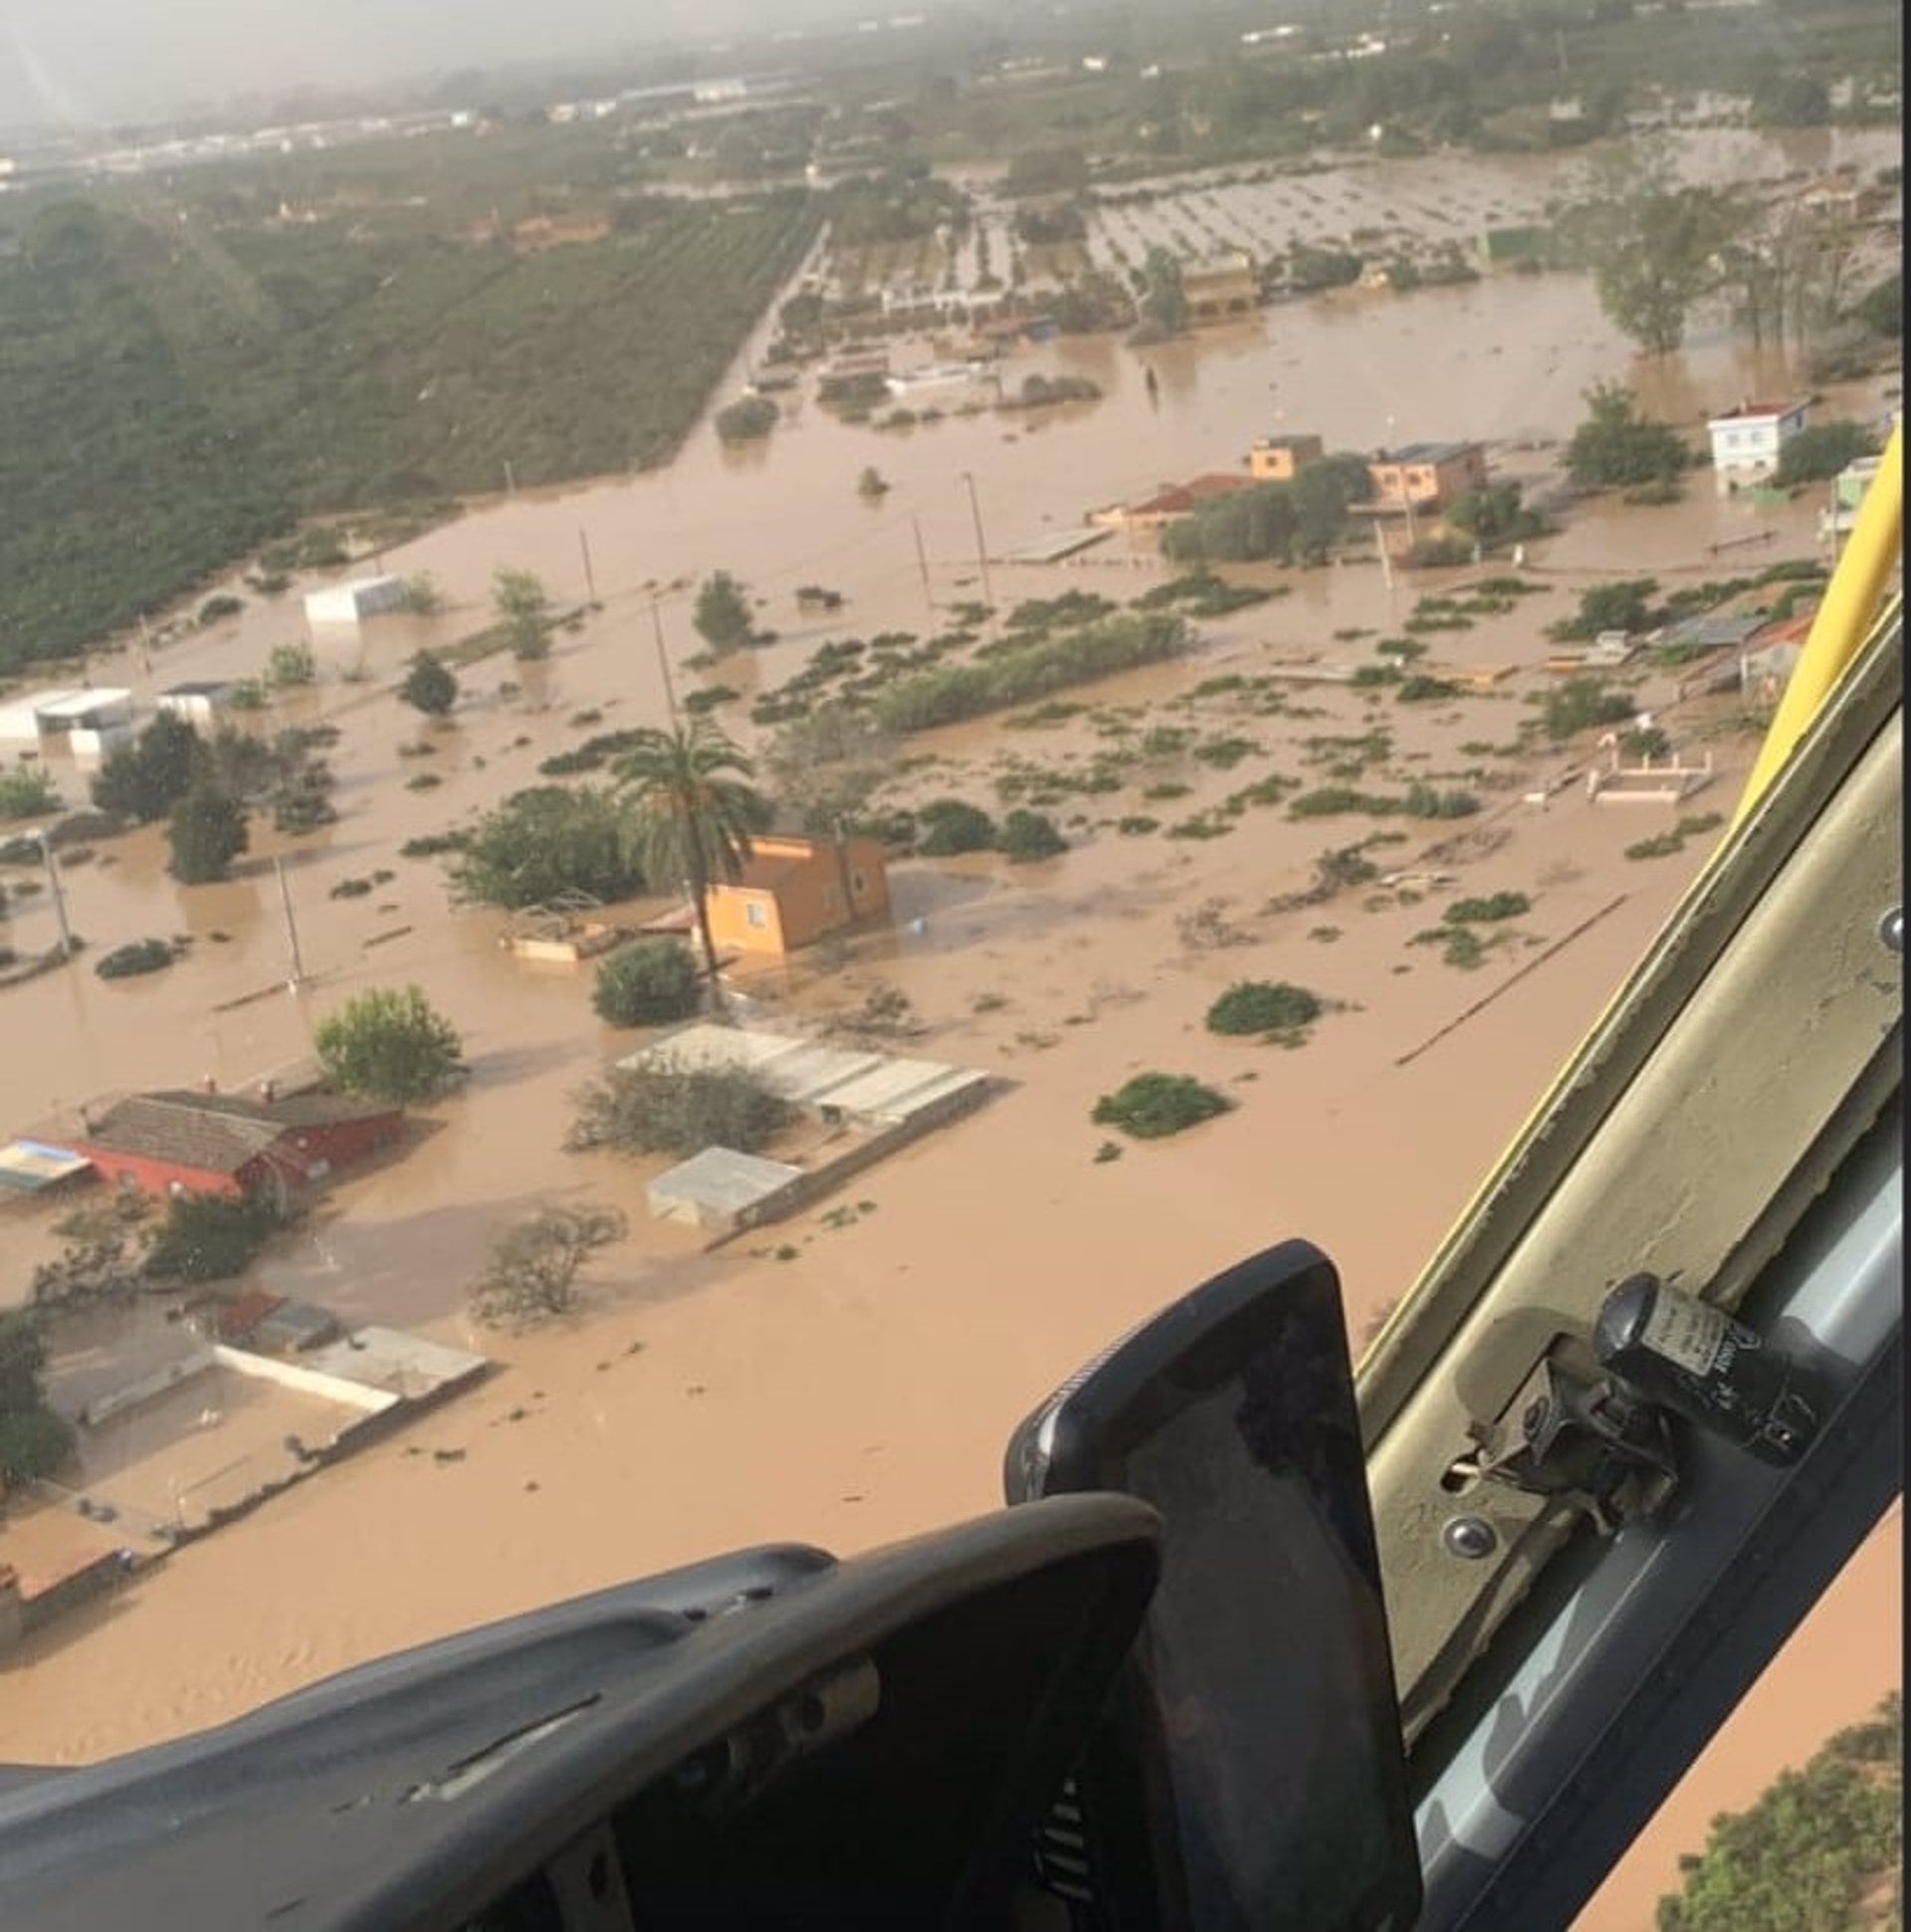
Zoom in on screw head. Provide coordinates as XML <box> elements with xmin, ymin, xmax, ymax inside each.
<box><xmin>1880</xmin><ymin>908</ymin><xmax>1902</xmax><ymax>954</ymax></box>
<box><xmin>1442</xmin><ymin>1516</ymin><xmax>1498</xmax><ymax>1561</ymax></box>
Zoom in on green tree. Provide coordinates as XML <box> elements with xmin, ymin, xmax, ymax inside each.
<box><xmin>592</xmin><ymin>939</ymin><xmax>703</xmax><ymax>1026</ymax></box>
<box><xmin>762</xmin><ymin>702</ymin><xmax>894</xmax><ymax>838</ymax></box>
<box><xmin>399</xmin><ymin>572</ymin><xmax>443</xmax><ymax>615</ymax></box>
<box><xmin>1140</xmin><ymin>246</ymin><xmax>1187</xmax><ymax>332</ymax></box>
<box><xmin>915</xmin><ymin>798</ymin><xmax>998</xmax><ymax>855</ymax></box>
<box><xmin>567</xmin><ymin>1060</ymin><xmax>795</xmax><ymax>1157</ymax></box>
<box><xmin>715</xmin><ymin>395</ymin><xmax>778</xmax><ymax>442</ymax></box>
<box><xmin>1854</xmin><ymin>269</ymin><xmax>1900</xmax><ymax>338</ymax></box>
<box><xmin>1658</xmin><ymin>1691</ymin><xmax>1901</xmax><ymax>1931</ymax></box>
<box><xmin>1561</xmin><ymin>141</ymin><xmax>1741</xmax><ymax>352</ymax></box>
<box><xmin>998</xmin><ymin>809</ymin><xmax>1067</xmax><ymax>861</ymax></box>
<box><xmin>92</xmin><ymin>712</ymin><xmax>204</xmax><ymax>822</ymax></box>
<box><xmin>1544</xmin><ymin>676</ymin><xmax>1637</xmax><ymax>740</ymax></box>
<box><xmin>1775</xmin><ymin>420</ymin><xmax>1879</xmax><ymax>487</ymax></box>
<box><xmin>1566</xmin><ymin>384</ymin><xmax>1692</xmax><ymax>489</ymax></box>
<box><xmin>267</xmin><ymin>643</ymin><xmax>317</xmax><ymax>689</ymax></box>
<box><xmin>1447</xmin><ymin>483</ymin><xmax>1539</xmax><ymax>546</ymax></box>
<box><xmin>166</xmin><ymin>780</ymin><xmax>248</xmax><ymax>883</ymax></box>
<box><xmin>144</xmin><ymin>1193</ymin><xmax>281</xmax><ymax>1282</ymax></box>
<box><xmin>1289</xmin><ymin>453</ymin><xmax>1378</xmax><ymax>560</ymax></box>
<box><xmin>1164</xmin><ymin>481</ymin><xmax>1300</xmax><ymax>564</ymax></box>
<box><xmin>0</xmin><ymin>1310</ymin><xmax>74</xmax><ymax>1487</ymax></box>
<box><xmin>450</xmin><ymin>785</ymin><xmax>643</xmax><ymax>909</ymax></box>
<box><xmin>315</xmin><ymin>983</ymin><xmax>464</xmax><ymax>1104</ymax></box>
<box><xmin>0</xmin><ymin>767</ymin><xmax>61</xmax><ymax>821</ymax></box>
<box><xmin>399</xmin><ymin>649</ymin><xmax>458</xmax><ymax>716</ymax></box>
<box><xmin>494</xmin><ymin>566</ymin><xmax>552</xmax><ymax>661</ymax></box>
<box><xmin>693</xmin><ymin>571</ymin><xmax>754</xmax><ymax>651</ymax></box>
<box><xmin>613</xmin><ymin>720</ymin><xmax>772</xmax><ymax>999</ymax></box>
<box><xmin>470</xmin><ymin>1203</ymin><xmax>627</xmax><ymax>1330</ymax></box>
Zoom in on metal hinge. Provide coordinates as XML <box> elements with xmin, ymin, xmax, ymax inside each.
<box><xmin>1448</xmin><ymin>1350</ymin><xmax>1679</xmax><ymax>1537</ymax></box>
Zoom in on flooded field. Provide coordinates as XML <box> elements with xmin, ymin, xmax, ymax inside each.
<box><xmin>0</xmin><ymin>121</ymin><xmax>1899</xmax><ymax>1926</ymax></box>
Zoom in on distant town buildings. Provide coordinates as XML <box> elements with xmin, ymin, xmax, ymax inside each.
<box><xmin>1704</xmin><ymin>400</ymin><xmax>1809</xmax><ymax>494</ymax></box>
<box><xmin>705</xmin><ymin>834</ymin><xmax>891</xmax><ymax>958</ymax></box>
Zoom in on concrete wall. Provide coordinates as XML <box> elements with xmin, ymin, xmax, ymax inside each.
<box><xmin>80</xmin><ymin>1348</ymin><xmax>217</xmax><ymax>1428</ymax></box>
<box><xmin>212</xmin><ymin>1345</ymin><xmax>398</xmax><ymax>1414</ymax></box>
<box><xmin>706</xmin><ymin>1078</ymin><xmax>993</xmax><ymax>1243</ymax></box>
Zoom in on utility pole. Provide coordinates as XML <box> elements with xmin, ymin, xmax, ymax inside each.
<box><xmin>651</xmin><ymin>598</ymin><xmax>681</xmax><ymax>729</ymax></box>
<box><xmin>960</xmin><ymin>471</ymin><xmax>995</xmax><ymax>612</ymax></box>
<box><xmin>35</xmin><ymin>832</ymin><xmax>73</xmax><ymax>961</ymax></box>
<box><xmin>578</xmin><ymin>527</ymin><xmax>598</xmax><ymax>606</ymax></box>
<box><xmin>274</xmin><ymin>856</ymin><xmax>307</xmax><ymax>991</ymax></box>
<box><xmin>911</xmin><ymin>515</ymin><xmax>936</xmax><ymax>622</ymax></box>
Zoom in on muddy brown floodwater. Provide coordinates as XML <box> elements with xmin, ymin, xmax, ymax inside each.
<box><xmin>0</xmin><ymin>126</ymin><xmax>1898</xmax><ymax>1927</ymax></box>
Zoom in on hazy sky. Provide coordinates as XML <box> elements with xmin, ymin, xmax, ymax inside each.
<box><xmin>2</xmin><ymin>0</ymin><xmax>847</xmax><ymax>130</ymax></box>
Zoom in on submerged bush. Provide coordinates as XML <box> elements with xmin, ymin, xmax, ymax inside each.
<box><xmin>1205</xmin><ymin>980</ymin><xmax>1324</xmax><ymax>1038</ymax></box>
<box><xmin>1092</xmin><ymin>1073</ymin><xmax>1233</xmax><ymax>1140</ymax></box>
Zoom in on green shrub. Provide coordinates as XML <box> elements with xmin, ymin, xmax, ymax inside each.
<box><xmin>1624</xmin><ymin>831</ymin><xmax>1687</xmax><ymax>860</ymax></box>
<box><xmin>916</xmin><ymin>798</ymin><xmax>998</xmax><ymax>855</ymax></box>
<box><xmin>1092</xmin><ymin>1073</ymin><xmax>1234</xmax><ymax>1140</ymax></box>
<box><xmin>567</xmin><ymin>1061</ymin><xmax>796</xmax><ymax>1157</ymax></box>
<box><xmin>0</xmin><ymin>768</ymin><xmax>61</xmax><ymax>820</ymax></box>
<box><xmin>998</xmin><ymin>809</ymin><xmax>1067</xmax><ymax>861</ymax></box>
<box><xmin>592</xmin><ymin>940</ymin><xmax>703</xmax><ymax>1027</ymax></box>
<box><xmin>144</xmin><ymin>1193</ymin><xmax>281</xmax><ymax>1283</ymax></box>
<box><xmin>872</xmin><ymin>614</ymin><xmax>1188</xmax><ymax>733</ymax></box>
<box><xmin>1205</xmin><ymin>980</ymin><xmax>1324</xmax><ymax>1038</ymax></box>
<box><xmin>1445</xmin><ymin>892</ymin><xmax>1530</xmax><ymax>924</ymax></box>
<box><xmin>715</xmin><ymin>395</ymin><xmax>779</xmax><ymax>442</ymax></box>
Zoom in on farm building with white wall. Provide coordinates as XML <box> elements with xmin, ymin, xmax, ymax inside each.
<box><xmin>304</xmin><ymin>576</ymin><xmax>405</xmax><ymax>625</ymax></box>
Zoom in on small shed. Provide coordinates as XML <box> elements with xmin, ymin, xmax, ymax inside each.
<box><xmin>648</xmin><ymin>1147</ymin><xmax>805</xmax><ymax>1234</ymax></box>
<box><xmin>157</xmin><ymin>681</ymin><xmax>239</xmax><ymax>726</ymax></box>
<box><xmin>252</xmin><ymin>1300</ymin><xmax>343</xmax><ymax>1357</ymax></box>
<box><xmin>304</xmin><ymin>576</ymin><xmax>404</xmax><ymax>626</ymax></box>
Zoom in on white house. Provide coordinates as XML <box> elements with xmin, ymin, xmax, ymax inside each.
<box><xmin>304</xmin><ymin>575</ymin><xmax>405</xmax><ymax>626</ymax></box>
<box><xmin>0</xmin><ymin>688</ymin><xmax>135</xmax><ymax>754</ymax></box>
<box><xmin>1705</xmin><ymin>399</ymin><xmax>1809</xmax><ymax>494</ymax></box>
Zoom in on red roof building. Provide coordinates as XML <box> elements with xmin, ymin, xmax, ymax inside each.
<box><xmin>59</xmin><ymin>1089</ymin><xmax>403</xmax><ymax>1201</ymax></box>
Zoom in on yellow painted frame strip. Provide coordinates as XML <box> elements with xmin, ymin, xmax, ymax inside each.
<box><xmin>1735</xmin><ymin>418</ymin><xmax>1902</xmax><ymax>825</ymax></box>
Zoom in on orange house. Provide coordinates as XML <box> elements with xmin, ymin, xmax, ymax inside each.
<box><xmin>1365</xmin><ymin>441</ymin><xmax>1489</xmax><ymax>511</ymax></box>
<box><xmin>1246</xmin><ymin>433</ymin><xmax>1325</xmax><ymax>482</ymax></box>
<box><xmin>705</xmin><ymin>835</ymin><xmax>891</xmax><ymax>958</ymax></box>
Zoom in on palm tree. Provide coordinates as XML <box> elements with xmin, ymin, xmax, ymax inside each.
<box><xmin>613</xmin><ymin>720</ymin><xmax>771</xmax><ymax>1008</ymax></box>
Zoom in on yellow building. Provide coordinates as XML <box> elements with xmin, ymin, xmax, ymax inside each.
<box><xmin>1180</xmin><ymin>252</ymin><xmax>1260</xmax><ymax>323</ymax></box>
<box><xmin>1246</xmin><ymin>433</ymin><xmax>1325</xmax><ymax>482</ymax></box>
<box><xmin>705</xmin><ymin>835</ymin><xmax>891</xmax><ymax>958</ymax></box>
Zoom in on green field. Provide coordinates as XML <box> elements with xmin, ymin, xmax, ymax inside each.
<box><xmin>0</xmin><ymin>187</ymin><xmax>819</xmax><ymax>671</ymax></box>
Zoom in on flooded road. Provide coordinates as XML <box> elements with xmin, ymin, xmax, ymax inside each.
<box><xmin>0</xmin><ymin>124</ymin><xmax>1899</xmax><ymax>1925</ymax></box>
